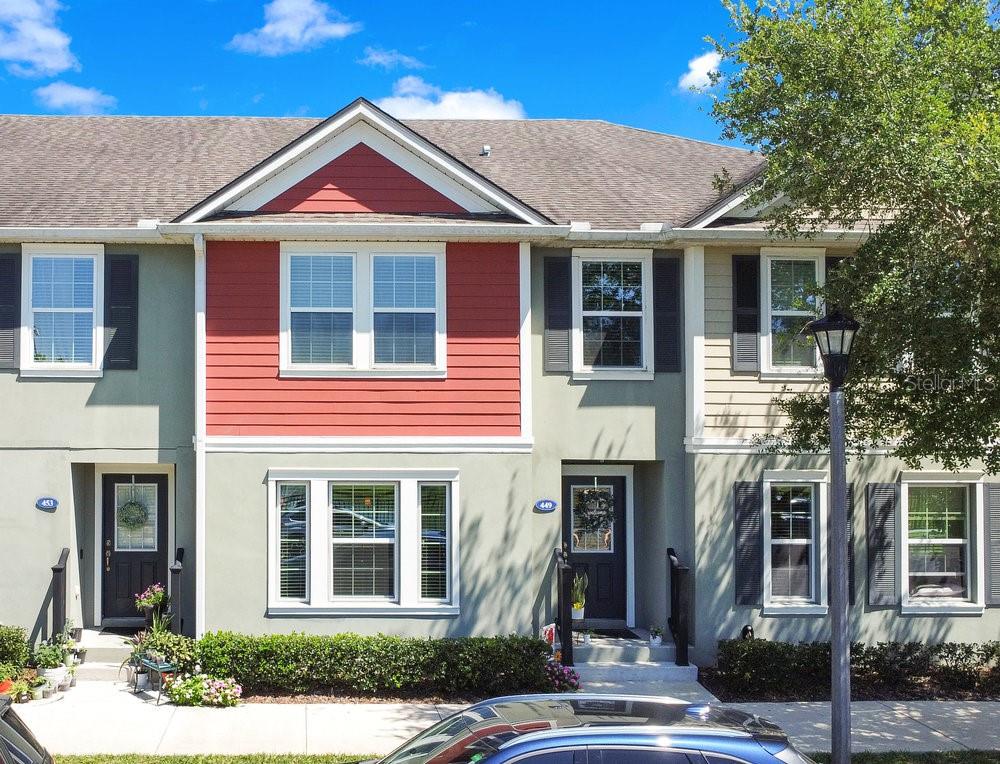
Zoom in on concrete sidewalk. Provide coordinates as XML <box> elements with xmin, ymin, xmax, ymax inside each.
<box><xmin>15</xmin><ymin>680</ymin><xmax>1000</xmax><ymax>757</ymax></box>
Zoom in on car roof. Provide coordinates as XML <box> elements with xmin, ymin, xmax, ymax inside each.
<box><xmin>456</xmin><ymin>694</ymin><xmax>785</xmax><ymax>745</ymax></box>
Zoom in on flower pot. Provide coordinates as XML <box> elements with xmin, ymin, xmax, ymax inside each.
<box><xmin>571</xmin><ymin>607</ymin><xmax>584</xmax><ymax>620</ymax></box>
<box><xmin>649</xmin><ymin>636</ymin><xmax>662</xmax><ymax>647</ymax></box>
<box><xmin>582</xmin><ymin>634</ymin><xmax>592</xmax><ymax>645</ymax></box>
<box><xmin>71</xmin><ymin>627</ymin><xmax>83</xmax><ymax>642</ymax></box>
<box><xmin>42</xmin><ymin>687</ymin><xmax>53</xmax><ymax>699</ymax></box>
<box><xmin>63</xmin><ymin>656</ymin><xmax>73</xmax><ymax>668</ymax></box>
<box><xmin>39</xmin><ymin>667</ymin><xmax>66</xmax><ymax>686</ymax></box>
<box><xmin>135</xmin><ymin>672</ymin><xmax>150</xmax><ymax>691</ymax></box>
<box><xmin>31</xmin><ymin>686</ymin><xmax>44</xmax><ymax>701</ymax></box>
<box><xmin>58</xmin><ymin>680</ymin><xmax>70</xmax><ymax>692</ymax></box>
<box><xmin>70</xmin><ymin>675</ymin><xmax>77</xmax><ymax>687</ymax></box>
<box><xmin>74</xmin><ymin>648</ymin><xmax>87</xmax><ymax>664</ymax></box>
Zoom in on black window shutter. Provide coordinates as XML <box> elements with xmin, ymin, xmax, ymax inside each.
<box><xmin>0</xmin><ymin>253</ymin><xmax>20</xmax><ymax>369</ymax></box>
<box><xmin>734</xmin><ymin>481</ymin><xmax>763</xmax><ymax>606</ymax></box>
<box><xmin>986</xmin><ymin>484</ymin><xmax>1000</xmax><ymax>606</ymax></box>
<box><xmin>104</xmin><ymin>254</ymin><xmax>139</xmax><ymax>370</ymax></box>
<box><xmin>653</xmin><ymin>256</ymin><xmax>681</xmax><ymax>372</ymax></box>
<box><xmin>829</xmin><ymin>483</ymin><xmax>857</xmax><ymax>606</ymax></box>
<box><xmin>731</xmin><ymin>254</ymin><xmax>760</xmax><ymax>371</ymax></box>
<box><xmin>866</xmin><ymin>483</ymin><xmax>899</xmax><ymax>606</ymax></box>
<box><xmin>543</xmin><ymin>254</ymin><xmax>571</xmax><ymax>372</ymax></box>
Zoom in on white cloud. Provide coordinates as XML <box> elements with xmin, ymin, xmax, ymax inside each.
<box><xmin>0</xmin><ymin>0</ymin><xmax>78</xmax><ymax>77</ymax></box>
<box><xmin>678</xmin><ymin>50</ymin><xmax>721</xmax><ymax>91</ymax></box>
<box><xmin>358</xmin><ymin>46</ymin><xmax>424</xmax><ymax>70</ymax></box>
<box><xmin>376</xmin><ymin>76</ymin><xmax>525</xmax><ymax>119</ymax></box>
<box><xmin>229</xmin><ymin>0</ymin><xmax>361</xmax><ymax>56</ymax></box>
<box><xmin>34</xmin><ymin>81</ymin><xmax>116</xmax><ymax>113</ymax></box>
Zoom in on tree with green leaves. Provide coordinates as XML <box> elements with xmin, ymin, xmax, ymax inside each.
<box><xmin>710</xmin><ymin>0</ymin><xmax>1000</xmax><ymax>472</ymax></box>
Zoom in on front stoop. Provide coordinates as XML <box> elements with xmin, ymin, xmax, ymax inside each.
<box><xmin>570</xmin><ymin>637</ymin><xmax>699</xmax><ymax>687</ymax></box>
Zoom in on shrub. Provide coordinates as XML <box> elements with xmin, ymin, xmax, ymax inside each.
<box><xmin>166</xmin><ymin>674</ymin><xmax>241</xmax><ymax>707</ymax></box>
<box><xmin>198</xmin><ymin>632</ymin><xmax>552</xmax><ymax>697</ymax></box>
<box><xmin>0</xmin><ymin>626</ymin><xmax>29</xmax><ymax>668</ymax></box>
<box><xmin>32</xmin><ymin>643</ymin><xmax>65</xmax><ymax>670</ymax></box>
<box><xmin>0</xmin><ymin>662</ymin><xmax>21</xmax><ymax>682</ymax></box>
<box><xmin>144</xmin><ymin>630</ymin><xmax>198</xmax><ymax>673</ymax></box>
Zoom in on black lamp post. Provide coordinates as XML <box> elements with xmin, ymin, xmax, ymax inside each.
<box><xmin>802</xmin><ymin>309</ymin><xmax>860</xmax><ymax>764</ymax></box>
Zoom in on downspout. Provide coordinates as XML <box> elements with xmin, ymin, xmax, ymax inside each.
<box><xmin>193</xmin><ymin>233</ymin><xmax>207</xmax><ymax>636</ymax></box>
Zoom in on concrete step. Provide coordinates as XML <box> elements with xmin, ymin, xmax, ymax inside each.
<box><xmin>79</xmin><ymin>646</ymin><xmax>132</xmax><ymax>664</ymax></box>
<box><xmin>573</xmin><ymin>661</ymin><xmax>699</xmax><ymax>683</ymax></box>
<box><xmin>75</xmin><ymin>661</ymin><xmax>127</xmax><ymax>681</ymax></box>
<box><xmin>574</xmin><ymin>642</ymin><xmax>676</xmax><ymax>664</ymax></box>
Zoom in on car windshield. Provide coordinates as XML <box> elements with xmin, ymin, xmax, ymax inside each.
<box><xmin>2</xmin><ymin>702</ymin><xmax>47</xmax><ymax>763</ymax></box>
<box><xmin>380</xmin><ymin>699</ymin><xmax>758</xmax><ymax>764</ymax></box>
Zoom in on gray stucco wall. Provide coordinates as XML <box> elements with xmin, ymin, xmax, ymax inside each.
<box><xmin>0</xmin><ymin>243</ymin><xmax>196</xmax><ymax>636</ymax></box>
<box><xmin>690</xmin><ymin>451</ymin><xmax>1000</xmax><ymax>665</ymax></box>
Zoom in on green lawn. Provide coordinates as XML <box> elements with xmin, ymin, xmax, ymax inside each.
<box><xmin>811</xmin><ymin>753</ymin><xmax>1000</xmax><ymax>763</ymax></box>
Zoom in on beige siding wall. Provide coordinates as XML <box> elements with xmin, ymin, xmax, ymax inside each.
<box><xmin>703</xmin><ymin>247</ymin><xmax>821</xmax><ymax>439</ymax></box>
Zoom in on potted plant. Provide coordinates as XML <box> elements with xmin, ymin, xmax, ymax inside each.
<box><xmin>8</xmin><ymin>680</ymin><xmax>29</xmax><ymax>703</ymax></box>
<box><xmin>68</xmin><ymin>665</ymin><xmax>78</xmax><ymax>688</ymax></box>
<box><xmin>649</xmin><ymin>625</ymin><xmax>664</xmax><ymax>647</ymax></box>
<box><xmin>134</xmin><ymin>665</ymin><xmax>150</xmax><ymax>691</ymax></box>
<box><xmin>135</xmin><ymin>583</ymin><xmax>168</xmax><ymax>627</ymax></box>
<box><xmin>581</xmin><ymin>629</ymin><xmax>594</xmax><ymax>645</ymax></box>
<box><xmin>570</xmin><ymin>572</ymin><xmax>588</xmax><ymax>620</ymax></box>
<box><xmin>34</xmin><ymin>643</ymin><xmax>66</xmax><ymax>689</ymax></box>
<box><xmin>29</xmin><ymin>676</ymin><xmax>46</xmax><ymax>701</ymax></box>
<box><xmin>119</xmin><ymin>630</ymin><xmax>148</xmax><ymax>683</ymax></box>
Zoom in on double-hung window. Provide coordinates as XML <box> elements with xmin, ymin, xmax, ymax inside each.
<box><xmin>571</xmin><ymin>249</ymin><xmax>654</xmax><ymax>379</ymax></box>
<box><xmin>268</xmin><ymin>469</ymin><xmax>458</xmax><ymax>613</ymax></box>
<box><xmin>762</xmin><ymin>473</ymin><xmax>828</xmax><ymax>614</ymax></box>
<box><xmin>280</xmin><ymin>242</ymin><xmax>446</xmax><ymax>377</ymax></box>
<box><xmin>761</xmin><ymin>249</ymin><xmax>824</xmax><ymax>374</ymax></box>
<box><xmin>20</xmin><ymin>243</ymin><xmax>104</xmax><ymax>376</ymax></box>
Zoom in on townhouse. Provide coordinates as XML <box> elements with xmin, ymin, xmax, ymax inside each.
<box><xmin>1</xmin><ymin>99</ymin><xmax>996</xmax><ymax>665</ymax></box>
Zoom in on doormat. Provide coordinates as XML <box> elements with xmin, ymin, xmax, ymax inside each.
<box><xmin>99</xmin><ymin>626</ymin><xmax>142</xmax><ymax>636</ymax></box>
<box><xmin>590</xmin><ymin>628</ymin><xmax>641</xmax><ymax>640</ymax></box>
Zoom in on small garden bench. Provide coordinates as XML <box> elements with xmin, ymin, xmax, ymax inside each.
<box><xmin>135</xmin><ymin>657</ymin><xmax>177</xmax><ymax>705</ymax></box>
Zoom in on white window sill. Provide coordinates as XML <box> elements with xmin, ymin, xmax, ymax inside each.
<box><xmin>762</xmin><ymin>603</ymin><xmax>828</xmax><ymax>616</ymax></box>
<box><xmin>759</xmin><ymin>369</ymin><xmax>823</xmax><ymax>382</ymax></box>
<box><xmin>901</xmin><ymin>601</ymin><xmax>984</xmax><ymax>616</ymax></box>
<box><xmin>571</xmin><ymin>368</ymin><xmax>654</xmax><ymax>382</ymax></box>
<box><xmin>279</xmin><ymin>367</ymin><xmax>447</xmax><ymax>379</ymax></box>
<box><xmin>267</xmin><ymin>604</ymin><xmax>460</xmax><ymax>617</ymax></box>
<box><xmin>19</xmin><ymin>367</ymin><xmax>103</xmax><ymax>379</ymax></box>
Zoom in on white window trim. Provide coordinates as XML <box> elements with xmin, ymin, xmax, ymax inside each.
<box><xmin>759</xmin><ymin>247</ymin><xmax>825</xmax><ymax>378</ymax></box>
<box><xmin>279</xmin><ymin>241</ymin><xmax>447</xmax><ymax>378</ymax></box>
<box><xmin>19</xmin><ymin>243</ymin><xmax>104</xmax><ymax>378</ymax></box>
<box><xmin>570</xmin><ymin>248</ymin><xmax>654</xmax><ymax>381</ymax></box>
<box><xmin>762</xmin><ymin>473</ymin><xmax>829</xmax><ymax>616</ymax></box>
<box><xmin>900</xmin><ymin>479</ymin><xmax>986</xmax><ymax>615</ymax></box>
<box><xmin>266</xmin><ymin>468</ymin><xmax>460</xmax><ymax>615</ymax></box>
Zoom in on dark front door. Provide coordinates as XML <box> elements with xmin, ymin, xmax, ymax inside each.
<box><xmin>102</xmin><ymin>474</ymin><xmax>168</xmax><ymax>620</ymax></box>
<box><xmin>562</xmin><ymin>475</ymin><xmax>627</xmax><ymax>622</ymax></box>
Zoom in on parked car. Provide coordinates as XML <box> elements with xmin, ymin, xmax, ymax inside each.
<box><xmin>378</xmin><ymin>694</ymin><xmax>814</xmax><ymax>764</ymax></box>
<box><xmin>0</xmin><ymin>696</ymin><xmax>52</xmax><ymax>764</ymax></box>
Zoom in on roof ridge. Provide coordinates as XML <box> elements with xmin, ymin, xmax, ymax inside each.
<box><xmin>590</xmin><ymin>119</ymin><xmax>757</xmax><ymax>154</ymax></box>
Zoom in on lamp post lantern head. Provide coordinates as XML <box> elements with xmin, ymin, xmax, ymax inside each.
<box><xmin>802</xmin><ymin>310</ymin><xmax>860</xmax><ymax>389</ymax></box>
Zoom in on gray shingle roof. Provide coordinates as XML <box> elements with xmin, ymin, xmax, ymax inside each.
<box><xmin>0</xmin><ymin>114</ymin><xmax>763</xmax><ymax>229</ymax></box>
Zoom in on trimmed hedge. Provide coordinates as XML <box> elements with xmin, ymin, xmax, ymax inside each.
<box><xmin>197</xmin><ymin>632</ymin><xmax>553</xmax><ymax>697</ymax></box>
<box><xmin>0</xmin><ymin>626</ymin><xmax>29</xmax><ymax>668</ymax></box>
<box><xmin>711</xmin><ymin>639</ymin><xmax>1000</xmax><ymax>700</ymax></box>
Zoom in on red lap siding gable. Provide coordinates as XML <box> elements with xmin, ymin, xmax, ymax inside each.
<box><xmin>259</xmin><ymin>143</ymin><xmax>466</xmax><ymax>215</ymax></box>
<box><xmin>205</xmin><ymin>241</ymin><xmax>521</xmax><ymax>436</ymax></box>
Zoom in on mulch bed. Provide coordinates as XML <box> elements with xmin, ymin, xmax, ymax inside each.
<box><xmin>699</xmin><ymin>667</ymin><xmax>1000</xmax><ymax>703</ymax></box>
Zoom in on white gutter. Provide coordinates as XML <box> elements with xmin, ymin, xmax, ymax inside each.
<box><xmin>0</xmin><ymin>222</ymin><xmax>868</xmax><ymax>248</ymax></box>
<box><xmin>0</xmin><ymin>227</ymin><xmax>169</xmax><ymax>244</ymax></box>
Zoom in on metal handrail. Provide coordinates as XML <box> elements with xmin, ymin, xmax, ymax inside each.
<box><xmin>51</xmin><ymin>547</ymin><xmax>70</xmax><ymax>638</ymax></box>
<box><xmin>554</xmin><ymin>545</ymin><xmax>574</xmax><ymax>667</ymax></box>
<box><xmin>667</xmin><ymin>547</ymin><xmax>690</xmax><ymax>667</ymax></box>
<box><xmin>169</xmin><ymin>547</ymin><xmax>184</xmax><ymax>635</ymax></box>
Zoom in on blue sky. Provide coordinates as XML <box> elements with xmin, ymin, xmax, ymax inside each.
<box><xmin>0</xmin><ymin>0</ymin><xmax>736</xmax><ymax>144</ymax></box>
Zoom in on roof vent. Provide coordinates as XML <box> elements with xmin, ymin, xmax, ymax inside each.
<box><xmin>479</xmin><ymin>144</ymin><xmax>492</xmax><ymax>157</ymax></box>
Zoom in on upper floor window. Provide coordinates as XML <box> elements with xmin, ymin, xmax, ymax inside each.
<box><xmin>761</xmin><ymin>250</ymin><xmax>824</xmax><ymax>374</ymax></box>
<box><xmin>20</xmin><ymin>243</ymin><xmax>104</xmax><ymax>377</ymax></box>
<box><xmin>280</xmin><ymin>242</ymin><xmax>446</xmax><ymax>377</ymax></box>
<box><xmin>571</xmin><ymin>249</ymin><xmax>654</xmax><ymax>380</ymax></box>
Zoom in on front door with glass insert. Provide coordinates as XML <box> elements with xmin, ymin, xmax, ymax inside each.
<box><xmin>102</xmin><ymin>474</ymin><xmax>168</xmax><ymax>620</ymax></box>
<box><xmin>562</xmin><ymin>475</ymin><xmax>627</xmax><ymax>621</ymax></box>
